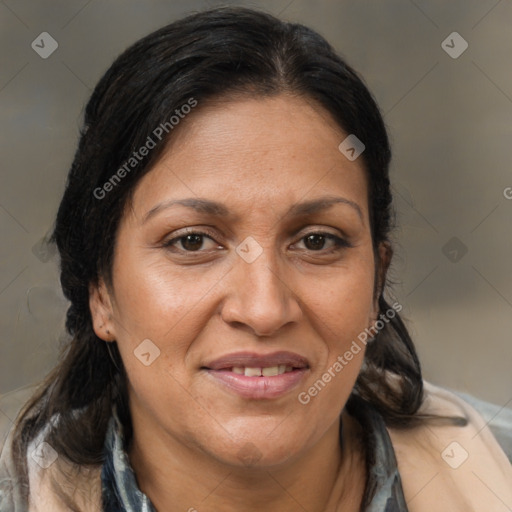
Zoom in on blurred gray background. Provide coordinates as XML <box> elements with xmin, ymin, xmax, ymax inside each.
<box><xmin>1</xmin><ymin>0</ymin><xmax>511</xmax><ymax>420</ymax></box>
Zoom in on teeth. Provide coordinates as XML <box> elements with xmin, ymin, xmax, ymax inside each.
<box><xmin>262</xmin><ymin>366</ymin><xmax>279</xmax><ymax>377</ymax></box>
<box><xmin>230</xmin><ymin>365</ymin><xmax>294</xmax><ymax>376</ymax></box>
<box><xmin>244</xmin><ymin>367</ymin><xmax>262</xmax><ymax>377</ymax></box>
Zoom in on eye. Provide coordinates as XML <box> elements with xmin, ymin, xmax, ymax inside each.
<box><xmin>163</xmin><ymin>230</ymin><xmax>221</xmax><ymax>253</ymax></box>
<box><xmin>295</xmin><ymin>232</ymin><xmax>351</xmax><ymax>252</ymax></box>
<box><xmin>162</xmin><ymin>229</ymin><xmax>352</xmax><ymax>255</ymax></box>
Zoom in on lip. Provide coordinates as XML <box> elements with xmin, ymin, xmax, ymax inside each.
<box><xmin>204</xmin><ymin>351</ymin><xmax>309</xmax><ymax>371</ymax></box>
<box><xmin>203</xmin><ymin>351</ymin><xmax>310</xmax><ymax>400</ymax></box>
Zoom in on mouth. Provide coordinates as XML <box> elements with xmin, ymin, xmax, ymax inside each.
<box><xmin>202</xmin><ymin>351</ymin><xmax>310</xmax><ymax>400</ymax></box>
<box><xmin>216</xmin><ymin>365</ymin><xmax>297</xmax><ymax>376</ymax></box>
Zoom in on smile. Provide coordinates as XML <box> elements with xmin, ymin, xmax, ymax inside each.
<box><xmin>230</xmin><ymin>365</ymin><xmax>294</xmax><ymax>376</ymax></box>
<box><xmin>203</xmin><ymin>351</ymin><xmax>310</xmax><ymax>399</ymax></box>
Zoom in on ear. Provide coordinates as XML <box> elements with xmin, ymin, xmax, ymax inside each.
<box><xmin>372</xmin><ymin>241</ymin><xmax>393</xmax><ymax>317</ymax></box>
<box><xmin>89</xmin><ymin>278</ymin><xmax>116</xmax><ymax>342</ymax></box>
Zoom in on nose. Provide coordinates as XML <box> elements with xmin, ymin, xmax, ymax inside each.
<box><xmin>220</xmin><ymin>246</ymin><xmax>303</xmax><ymax>337</ymax></box>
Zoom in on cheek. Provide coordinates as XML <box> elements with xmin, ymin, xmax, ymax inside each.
<box><xmin>110</xmin><ymin>248</ymin><xmax>224</xmax><ymax>345</ymax></box>
<box><xmin>295</xmin><ymin>254</ymin><xmax>374</xmax><ymax>403</ymax></box>
<box><xmin>294</xmin><ymin>290</ymin><xmax>371</xmax><ymax>435</ymax></box>
<box><xmin>108</xmin><ymin>249</ymin><xmax>228</xmax><ymax>408</ymax></box>
<box><xmin>305</xmin><ymin>255</ymin><xmax>376</xmax><ymax>346</ymax></box>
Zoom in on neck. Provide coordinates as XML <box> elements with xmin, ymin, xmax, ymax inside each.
<box><xmin>127</xmin><ymin>408</ymin><xmax>365</xmax><ymax>512</ymax></box>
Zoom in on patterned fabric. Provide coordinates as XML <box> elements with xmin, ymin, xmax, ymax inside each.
<box><xmin>101</xmin><ymin>410</ymin><xmax>155</xmax><ymax>512</ymax></box>
<box><xmin>100</xmin><ymin>396</ymin><xmax>409</xmax><ymax>511</ymax></box>
<box><xmin>347</xmin><ymin>395</ymin><xmax>409</xmax><ymax>512</ymax></box>
<box><xmin>2</xmin><ymin>384</ymin><xmax>511</xmax><ymax>510</ymax></box>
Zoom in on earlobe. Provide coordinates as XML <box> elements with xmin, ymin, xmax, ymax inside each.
<box><xmin>89</xmin><ymin>279</ymin><xmax>116</xmax><ymax>341</ymax></box>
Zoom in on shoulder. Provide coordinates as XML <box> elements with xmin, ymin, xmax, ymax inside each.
<box><xmin>24</xmin><ymin>417</ymin><xmax>103</xmax><ymax>512</ymax></box>
<box><xmin>387</xmin><ymin>380</ymin><xmax>512</xmax><ymax>512</ymax></box>
<box><xmin>449</xmin><ymin>387</ymin><xmax>512</xmax><ymax>463</ymax></box>
<box><xmin>0</xmin><ymin>385</ymin><xmax>38</xmax><ymax>453</ymax></box>
<box><xmin>0</xmin><ymin>386</ymin><xmax>102</xmax><ymax>512</ymax></box>
<box><xmin>0</xmin><ymin>385</ymin><xmax>39</xmax><ymax>511</ymax></box>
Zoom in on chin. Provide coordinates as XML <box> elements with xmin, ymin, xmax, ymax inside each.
<box><xmin>206</xmin><ymin>428</ymin><xmax>305</xmax><ymax>469</ymax></box>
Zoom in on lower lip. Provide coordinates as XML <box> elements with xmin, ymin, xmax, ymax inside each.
<box><xmin>205</xmin><ymin>369</ymin><xmax>308</xmax><ymax>399</ymax></box>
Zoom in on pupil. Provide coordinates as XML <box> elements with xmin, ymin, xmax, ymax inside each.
<box><xmin>305</xmin><ymin>234</ymin><xmax>325</xmax><ymax>250</ymax></box>
<box><xmin>180</xmin><ymin>234</ymin><xmax>327</xmax><ymax>252</ymax></box>
<box><xmin>183</xmin><ymin>234</ymin><xmax>203</xmax><ymax>251</ymax></box>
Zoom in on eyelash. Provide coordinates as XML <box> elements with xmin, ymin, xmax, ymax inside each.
<box><xmin>162</xmin><ymin>228</ymin><xmax>352</xmax><ymax>255</ymax></box>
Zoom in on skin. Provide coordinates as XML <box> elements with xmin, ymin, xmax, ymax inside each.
<box><xmin>90</xmin><ymin>93</ymin><xmax>391</xmax><ymax>512</ymax></box>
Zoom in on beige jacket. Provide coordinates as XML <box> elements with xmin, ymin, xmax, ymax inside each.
<box><xmin>389</xmin><ymin>381</ymin><xmax>512</xmax><ymax>511</ymax></box>
<box><xmin>1</xmin><ymin>381</ymin><xmax>511</xmax><ymax>511</ymax></box>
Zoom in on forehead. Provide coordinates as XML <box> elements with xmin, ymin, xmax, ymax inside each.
<box><xmin>129</xmin><ymin>94</ymin><xmax>370</xmax><ymax>223</ymax></box>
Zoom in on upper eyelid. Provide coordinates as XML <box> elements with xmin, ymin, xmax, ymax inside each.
<box><xmin>165</xmin><ymin>229</ymin><xmax>348</xmax><ymax>250</ymax></box>
<box><xmin>167</xmin><ymin>227</ymin><xmax>345</xmax><ymax>240</ymax></box>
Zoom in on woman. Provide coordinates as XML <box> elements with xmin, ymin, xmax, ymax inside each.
<box><xmin>1</xmin><ymin>6</ymin><xmax>511</xmax><ymax>512</ymax></box>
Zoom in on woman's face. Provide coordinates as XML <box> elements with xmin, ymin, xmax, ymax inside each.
<box><xmin>91</xmin><ymin>94</ymin><xmax>387</xmax><ymax>468</ymax></box>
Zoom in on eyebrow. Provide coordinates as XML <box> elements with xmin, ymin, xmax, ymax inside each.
<box><xmin>142</xmin><ymin>195</ymin><xmax>363</xmax><ymax>224</ymax></box>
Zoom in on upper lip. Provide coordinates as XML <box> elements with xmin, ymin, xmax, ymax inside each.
<box><xmin>204</xmin><ymin>351</ymin><xmax>310</xmax><ymax>370</ymax></box>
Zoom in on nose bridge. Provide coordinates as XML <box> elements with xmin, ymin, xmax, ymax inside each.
<box><xmin>222</xmin><ymin>241</ymin><xmax>301</xmax><ymax>336</ymax></box>
<box><xmin>243</xmin><ymin>244</ymin><xmax>284</xmax><ymax>295</ymax></box>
